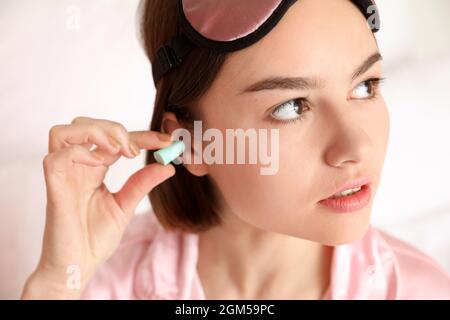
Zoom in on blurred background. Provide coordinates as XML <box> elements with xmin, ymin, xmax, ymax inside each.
<box><xmin>0</xmin><ymin>0</ymin><xmax>449</xmax><ymax>299</ymax></box>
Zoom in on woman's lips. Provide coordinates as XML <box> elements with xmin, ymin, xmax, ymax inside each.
<box><xmin>318</xmin><ymin>183</ymin><xmax>372</xmax><ymax>213</ymax></box>
<box><xmin>324</xmin><ymin>176</ymin><xmax>373</xmax><ymax>199</ymax></box>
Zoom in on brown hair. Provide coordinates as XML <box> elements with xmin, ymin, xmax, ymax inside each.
<box><xmin>138</xmin><ymin>0</ymin><xmax>228</xmax><ymax>233</ymax></box>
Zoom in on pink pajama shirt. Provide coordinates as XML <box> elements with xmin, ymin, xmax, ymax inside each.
<box><xmin>80</xmin><ymin>210</ymin><xmax>450</xmax><ymax>300</ymax></box>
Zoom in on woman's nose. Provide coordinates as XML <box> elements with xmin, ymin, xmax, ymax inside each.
<box><xmin>322</xmin><ymin>113</ymin><xmax>373</xmax><ymax>168</ymax></box>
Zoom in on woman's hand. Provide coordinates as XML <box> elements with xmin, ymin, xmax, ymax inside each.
<box><xmin>21</xmin><ymin>116</ymin><xmax>174</xmax><ymax>299</ymax></box>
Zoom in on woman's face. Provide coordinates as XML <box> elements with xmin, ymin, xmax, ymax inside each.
<box><xmin>185</xmin><ymin>0</ymin><xmax>389</xmax><ymax>245</ymax></box>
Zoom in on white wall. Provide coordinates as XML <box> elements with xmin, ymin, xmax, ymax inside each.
<box><xmin>372</xmin><ymin>0</ymin><xmax>450</xmax><ymax>272</ymax></box>
<box><xmin>376</xmin><ymin>0</ymin><xmax>450</xmax><ymax>63</ymax></box>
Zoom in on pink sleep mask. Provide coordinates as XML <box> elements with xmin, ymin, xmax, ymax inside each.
<box><xmin>152</xmin><ymin>0</ymin><xmax>380</xmax><ymax>85</ymax></box>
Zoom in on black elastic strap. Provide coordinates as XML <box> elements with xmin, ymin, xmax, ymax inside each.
<box><xmin>152</xmin><ymin>33</ymin><xmax>195</xmax><ymax>86</ymax></box>
<box><xmin>351</xmin><ymin>0</ymin><xmax>380</xmax><ymax>32</ymax></box>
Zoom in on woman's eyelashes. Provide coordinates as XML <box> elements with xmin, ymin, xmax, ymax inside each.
<box><xmin>350</xmin><ymin>77</ymin><xmax>385</xmax><ymax>100</ymax></box>
<box><xmin>268</xmin><ymin>77</ymin><xmax>385</xmax><ymax>126</ymax></box>
<box><xmin>268</xmin><ymin>98</ymin><xmax>309</xmax><ymax>126</ymax></box>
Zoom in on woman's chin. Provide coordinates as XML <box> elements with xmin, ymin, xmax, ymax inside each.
<box><xmin>286</xmin><ymin>212</ymin><xmax>372</xmax><ymax>246</ymax></box>
<box><xmin>317</xmin><ymin>221</ymin><xmax>371</xmax><ymax>246</ymax></box>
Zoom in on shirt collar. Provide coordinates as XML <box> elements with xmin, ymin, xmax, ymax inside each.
<box><xmin>327</xmin><ymin>226</ymin><xmax>400</xmax><ymax>299</ymax></box>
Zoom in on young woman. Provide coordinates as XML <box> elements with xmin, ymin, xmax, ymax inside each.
<box><xmin>22</xmin><ymin>0</ymin><xmax>450</xmax><ymax>300</ymax></box>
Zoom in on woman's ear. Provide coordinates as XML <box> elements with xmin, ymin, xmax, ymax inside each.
<box><xmin>161</xmin><ymin>112</ymin><xmax>209</xmax><ymax>177</ymax></box>
<box><xmin>161</xmin><ymin>111</ymin><xmax>181</xmax><ymax>136</ymax></box>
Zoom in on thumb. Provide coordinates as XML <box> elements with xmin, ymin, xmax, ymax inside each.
<box><xmin>113</xmin><ymin>163</ymin><xmax>176</xmax><ymax>218</ymax></box>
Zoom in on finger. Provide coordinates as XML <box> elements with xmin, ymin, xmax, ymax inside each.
<box><xmin>85</xmin><ymin>130</ymin><xmax>175</xmax><ymax>168</ymax></box>
<box><xmin>128</xmin><ymin>131</ymin><xmax>174</xmax><ymax>151</ymax></box>
<box><xmin>72</xmin><ymin>117</ymin><xmax>138</xmax><ymax>159</ymax></box>
<box><xmin>112</xmin><ymin>163</ymin><xmax>176</xmax><ymax>218</ymax></box>
<box><xmin>71</xmin><ymin>117</ymin><xmax>175</xmax><ymax>158</ymax></box>
<box><xmin>49</xmin><ymin>123</ymin><xmax>121</xmax><ymax>156</ymax></box>
<box><xmin>89</xmin><ymin>144</ymin><xmax>123</xmax><ymax>167</ymax></box>
<box><xmin>44</xmin><ymin>145</ymin><xmax>105</xmax><ymax>173</ymax></box>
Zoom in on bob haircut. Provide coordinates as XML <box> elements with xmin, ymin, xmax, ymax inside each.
<box><xmin>139</xmin><ymin>0</ymin><xmax>228</xmax><ymax>233</ymax></box>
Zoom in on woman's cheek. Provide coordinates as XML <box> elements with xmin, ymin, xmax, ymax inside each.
<box><xmin>207</xmin><ymin>135</ymin><xmax>314</xmax><ymax>227</ymax></box>
<box><xmin>208</xmin><ymin>161</ymin><xmax>267</xmax><ymax>214</ymax></box>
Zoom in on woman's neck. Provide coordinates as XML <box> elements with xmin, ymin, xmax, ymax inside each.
<box><xmin>196</xmin><ymin>210</ymin><xmax>333</xmax><ymax>300</ymax></box>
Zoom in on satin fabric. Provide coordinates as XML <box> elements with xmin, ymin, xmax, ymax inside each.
<box><xmin>182</xmin><ymin>0</ymin><xmax>283</xmax><ymax>41</ymax></box>
<box><xmin>80</xmin><ymin>211</ymin><xmax>450</xmax><ymax>300</ymax></box>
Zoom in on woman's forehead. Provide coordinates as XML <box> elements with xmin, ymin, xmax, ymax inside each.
<box><xmin>215</xmin><ymin>0</ymin><xmax>379</xmax><ymax>94</ymax></box>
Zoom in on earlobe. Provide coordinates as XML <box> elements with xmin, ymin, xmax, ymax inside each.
<box><xmin>181</xmin><ymin>142</ymin><xmax>209</xmax><ymax>177</ymax></box>
<box><xmin>184</xmin><ymin>162</ymin><xmax>209</xmax><ymax>177</ymax></box>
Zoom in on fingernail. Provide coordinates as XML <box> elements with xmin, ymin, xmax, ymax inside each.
<box><xmin>108</xmin><ymin>136</ymin><xmax>121</xmax><ymax>150</ymax></box>
<box><xmin>172</xmin><ymin>157</ymin><xmax>184</xmax><ymax>165</ymax></box>
<box><xmin>158</xmin><ymin>133</ymin><xmax>172</xmax><ymax>142</ymax></box>
<box><xmin>129</xmin><ymin>142</ymin><xmax>140</xmax><ymax>156</ymax></box>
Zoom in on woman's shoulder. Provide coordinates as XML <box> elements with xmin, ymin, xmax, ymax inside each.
<box><xmin>80</xmin><ymin>210</ymin><xmax>162</xmax><ymax>299</ymax></box>
<box><xmin>371</xmin><ymin>226</ymin><xmax>450</xmax><ymax>299</ymax></box>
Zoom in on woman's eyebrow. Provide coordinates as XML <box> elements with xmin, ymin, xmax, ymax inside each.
<box><xmin>239</xmin><ymin>52</ymin><xmax>383</xmax><ymax>94</ymax></box>
<box><xmin>351</xmin><ymin>52</ymin><xmax>383</xmax><ymax>81</ymax></box>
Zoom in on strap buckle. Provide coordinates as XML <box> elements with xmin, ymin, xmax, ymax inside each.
<box><xmin>156</xmin><ymin>44</ymin><xmax>182</xmax><ymax>71</ymax></box>
<box><xmin>152</xmin><ymin>33</ymin><xmax>195</xmax><ymax>85</ymax></box>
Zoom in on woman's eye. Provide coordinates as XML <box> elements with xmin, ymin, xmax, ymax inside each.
<box><xmin>351</xmin><ymin>78</ymin><xmax>383</xmax><ymax>99</ymax></box>
<box><xmin>270</xmin><ymin>98</ymin><xmax>307</xmax><ymax>124</ymax></box>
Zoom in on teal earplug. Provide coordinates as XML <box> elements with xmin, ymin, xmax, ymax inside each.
<box><xmin>153</xmin><ymin>140</ymin><xmax>186</xmax><ymax>166</ymax></box>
